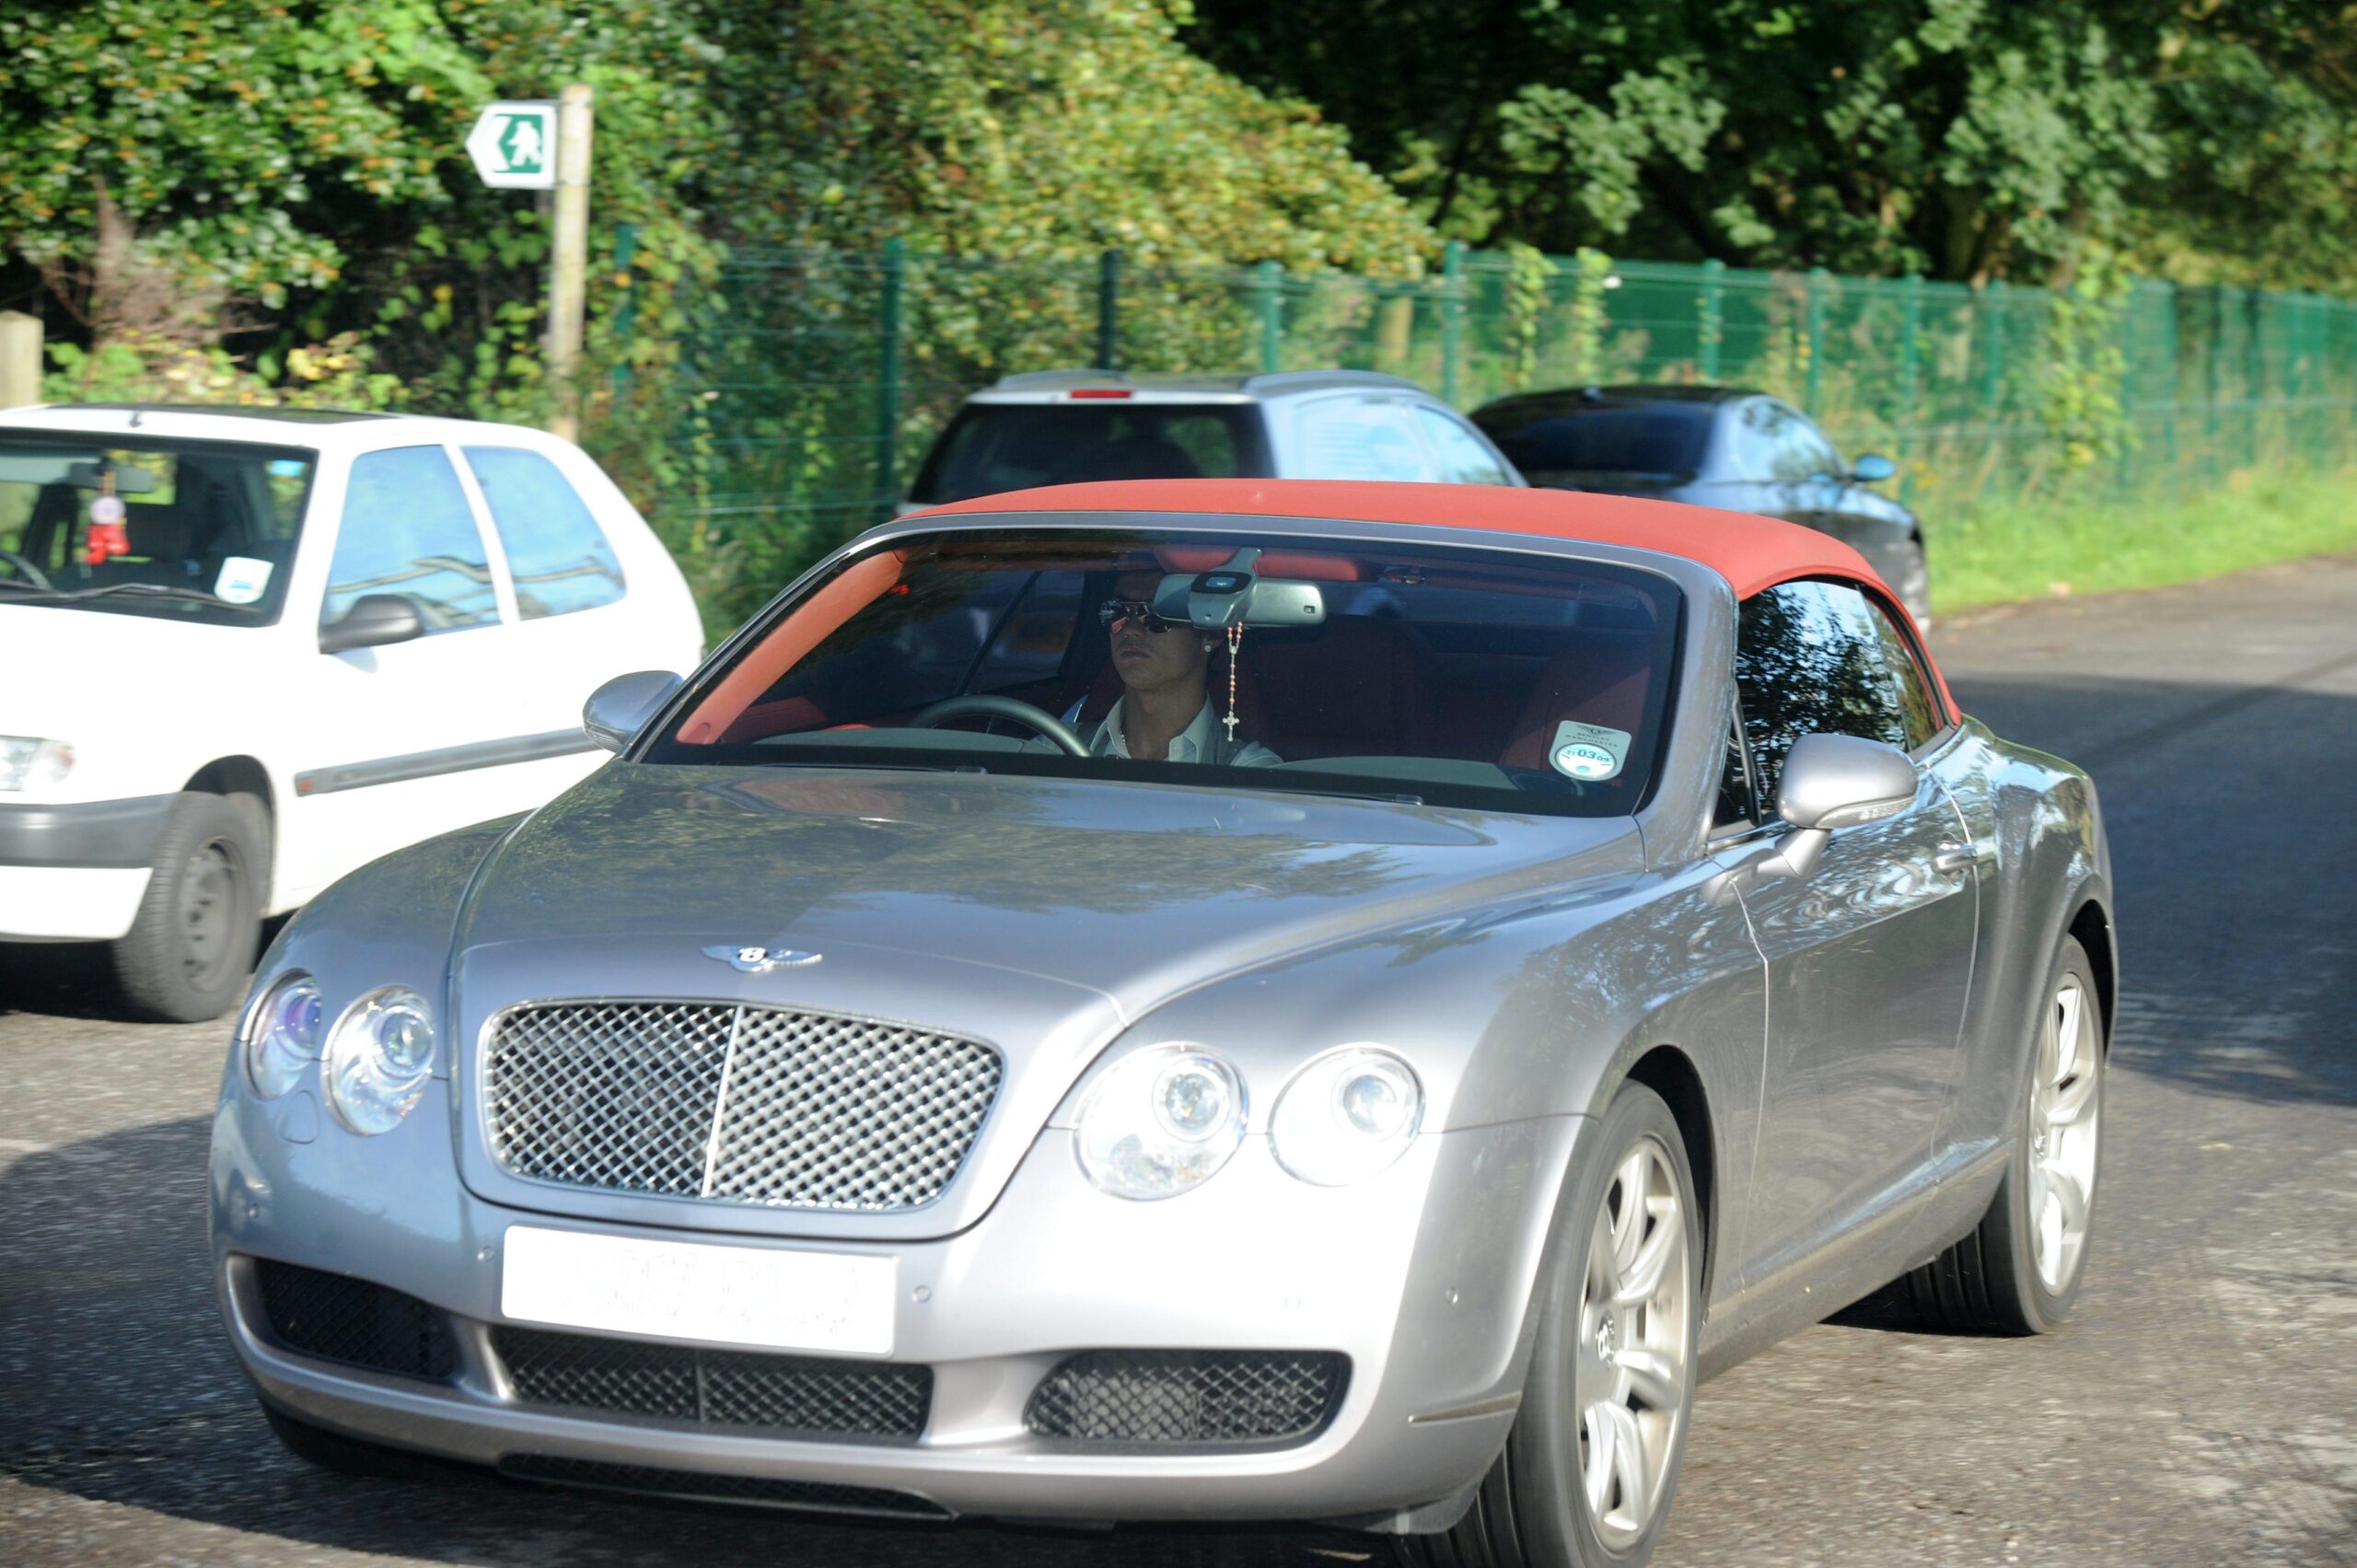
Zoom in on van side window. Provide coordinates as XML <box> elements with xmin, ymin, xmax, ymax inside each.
<box><xmin>323</xmin><ymin>447</ymin><xmax>497</xmax><ymax>633</ymax></box>
<box><xmin>462</xmin><ymin>447</ymin><xmax>627</xmax><ymax>619</ymax></box>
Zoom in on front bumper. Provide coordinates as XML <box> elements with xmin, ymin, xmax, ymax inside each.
<box><xmin>0</xmin><ymin>795</ymin><xmax>170</xmax><ymax>939</ymax></box>
<box><xmin>211</xmin><ymin>1079</ymin><xmax>1586</xmax><ymax>1527</ymax></box>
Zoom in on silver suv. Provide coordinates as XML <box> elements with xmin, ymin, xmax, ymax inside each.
<box><xmin>902</xmin><ymin>369</ymin><xmax>1524</xmax><ymax>510</ymax></box>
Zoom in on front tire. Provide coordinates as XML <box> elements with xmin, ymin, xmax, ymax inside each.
<box><xmin>110</xmin><ymin>791</ymin><xmax>266</xmax><ymax>1023</ymax></box>
<box><xmin>1903</xmin><ymin>935</ymin><xmax>2106</xmax><ymax>1333</ymax></box>
<box><xmin>1402</xmin><ymin>1083</ymin><xmax>1701</xmax><ymax>1568</ymax></box>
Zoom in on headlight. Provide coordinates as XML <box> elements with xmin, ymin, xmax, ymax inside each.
<box><xmin>242</xmin><ymin>973</ymin><xmax>322</xmax><ymax>1098</ymax></box>
<box><xmin>323</xmin><ymin>987</ymin><xmax>436</xmax><ymax>1135</ymax></box>
<box><xmin>0</xmin><ymin>737</ymin><xmax>74</xmax><ymax>791</ymax></box>
<box><xmin>1271</xmin><ymin>1046</ymin><xmax>1423</xmax><ymax>1185</ymax></box>
<box><xmin>1074</xmin><ymin>1043</ymin><xmax>1247</xmax><ymax>1200</ymax></box>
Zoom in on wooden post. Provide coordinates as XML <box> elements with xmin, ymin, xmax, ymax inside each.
<box><xmin>548</xmin><ymin>84</ymin><xmax>594</xmax><ymax>443</ymax></box>
<box><xmin>0</xmin><ymin>311</ymin><xmax>41</xmax><ymax>410</ymax></box>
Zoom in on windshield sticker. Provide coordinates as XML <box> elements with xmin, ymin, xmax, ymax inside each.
<box><xmin>215</xmin><ymin>556</ymin><xmax>274</xmax><ymax>605</ymax></box>
<box><xmin>1549</xmin><ymin>720</ymin><xmax>1631</xmax><ymax>782</ymax></box>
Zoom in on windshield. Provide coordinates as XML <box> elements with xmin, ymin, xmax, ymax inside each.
<box><xmin>0</xmin><ymin>432</ymin><xmax>315</xmax><ymax>624</ymax></box>
<box><xmin>1473</xmin><ymin>401</ymin><xmax>1713</xmax><ymax>483</ymax></box>
<box><xmin>907</xmin><ymin>403</ymin><xmax>1271</xmax><ymax>505</ymax></box>
<box><xmin>647</xmin><ymin>527</ymin><xmax>1682</xmax><ymax>817</ymax></box>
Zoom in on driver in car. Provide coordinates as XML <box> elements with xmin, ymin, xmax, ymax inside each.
<box><xmin>1081</xmin><ymin>574</ymin><xmax>1281</xmax><ymax>767</ymax></box>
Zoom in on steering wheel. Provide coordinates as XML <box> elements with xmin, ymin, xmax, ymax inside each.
<box><xmin>908</xmin><ymin>695</ymin><xmax>1092</xmax><ymax>758</ymax></box>
<box><xmin>0</xmin><ymin>549</ymin><xmax>52</xmax><ymax>591</ymax></box>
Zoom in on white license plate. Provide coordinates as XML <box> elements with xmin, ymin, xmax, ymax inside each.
<box><xmin>501</xmin><ymin>1225</ymin><xmax>896</xmax><ymax>1355</ymax></box>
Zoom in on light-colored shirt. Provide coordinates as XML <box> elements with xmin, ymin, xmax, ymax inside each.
<box><xmin>1090</xmin><ymin>696</ymin><xmax>1281</xmax><ymax>767</ymax></box>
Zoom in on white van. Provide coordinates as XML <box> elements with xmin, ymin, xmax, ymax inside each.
<box><xmin>0</xmin><ymin>404</ymin><xmax>702</xmax><ymax>1020</ymax></box>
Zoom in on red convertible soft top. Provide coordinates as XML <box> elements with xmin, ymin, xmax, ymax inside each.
<box><xmin>918</xmin><ymin>478</ymin><xmax>1958</xmax><ymax>723</ymax></box>
<box><xmin>919</xmin><ymin>478</ymin><xmax>1877</xmax><ymax>602</ymax></box>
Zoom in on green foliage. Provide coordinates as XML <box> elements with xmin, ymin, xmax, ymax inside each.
<box><xmin>2040</xmin><ymin>246</ymin><xmax>2137</xmax><ymax>469</ymax></box>
<box><xmin>1502</xmin><ymin>242</ymin><xmax>1556</xmax><ymax>389</ymax></box>
<box><xmin>1189</xmin><ymin>1</ymin><xmax>2346</xmax><ymax>286</ymax></box>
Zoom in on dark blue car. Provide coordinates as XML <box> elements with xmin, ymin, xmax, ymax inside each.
<box><xmin>1472</xmin><ymin>386</ymin><xmax>1928</xmax><ymax>626</ymax></box>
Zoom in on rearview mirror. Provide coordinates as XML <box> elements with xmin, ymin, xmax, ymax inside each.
<box><xmin>583</xmin><ymin>669</ymin><xmax>683</xmax><ymax>753</ymax></box>
<box><xmin>1852</xmin><ymin>453</ymin><xmax>1897</xmax><ymax>484</ymax></box>
<box><xmin>319</xmin><ymin>594</ymin><xmax>425</xmax><ymax>655</ymax></box>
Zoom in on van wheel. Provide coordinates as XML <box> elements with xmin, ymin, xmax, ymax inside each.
<box><xmin>111</xmin><ymin>791</ymin><xmax>265</xmax><ymax>1023</ymax></box>
<box><xmin>1399</xmin><ymin>1084</ymin><xmax>1700</xmax><ymax>1567</ymax></box>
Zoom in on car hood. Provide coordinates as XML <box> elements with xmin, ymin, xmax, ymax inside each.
<box><xmin>459</xmin><ymin>762</ymin><xmax>1640</xmax><ymax>1006</ymax></box>
<box><xmin>0</xmin><ymin>602</ymin><xmax>278</xmax><ymax>754</ymax></box>
<box><xmin>448</xmin><ymin>761</ymin><xmax>1643</xmax><ymax>1240</ymax></box>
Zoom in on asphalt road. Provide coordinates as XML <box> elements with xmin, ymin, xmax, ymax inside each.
<box><xmin>4</xmin><ymin>555</ymin><xmax>2354</xmax><ymax>1566</ymax></box>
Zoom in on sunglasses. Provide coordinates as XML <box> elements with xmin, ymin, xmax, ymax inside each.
<box><xmin>1098</xmin><ymin>598</ymin><xmax>1179</xmax><ymax>634</ymax></box>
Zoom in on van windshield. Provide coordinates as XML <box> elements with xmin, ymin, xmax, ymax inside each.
<box><xmin>907</xmin><ymin>404</ymin><xmax>1271</xmax><ymax>505</ymax></box>
<box><xmin>0</xmin><ymin>433</ymin><xmax>316</xmax><ymax>624</ymax></box>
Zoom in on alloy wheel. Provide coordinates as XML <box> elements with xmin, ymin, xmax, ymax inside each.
<box><xmin>2027</xmin><ymin>973</ymin><xmax>2101</xmax><ymax>1294</ymax></box>
<box><xmin>1575</xmin><ymin>1133</ymin><xmax>1691</xmax><ymax>1551</ymax></box>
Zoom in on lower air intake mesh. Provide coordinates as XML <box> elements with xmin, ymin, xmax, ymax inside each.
<box><xmin>493</xmin><ymin>1326</ymin><xmax>931</xmax><ymax>1441</ymax></box>
<box><xmin>1024</xmin><ymin>1350</ymin><xmax>1347</xmax><ymax>1445</ymax></box>
<box><xmin>498</xmin><ymin>1455</ymin><xmax>950</xmax><ymax>1518</ymax></box>
<box><xmin>252</xmin><ymin>1258</ymin><xmax>458</xmax><ymax>1382</ymax></box>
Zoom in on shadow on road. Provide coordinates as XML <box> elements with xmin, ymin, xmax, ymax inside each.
<box><xmin>0</xmin><ymin>1116</ymin><xmax>1370</xmax><ymax>1566</ymax></box>
<box><xmin>0</xmin><ymin>914</ymin><xmax>288</xmax><ymax>1026</ymax></box>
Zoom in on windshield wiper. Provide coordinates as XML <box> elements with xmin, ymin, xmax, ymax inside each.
<box><xmin>6</xmin><ymin>581</ymin><xmax>239</xmax><ymax>609</ymax></box>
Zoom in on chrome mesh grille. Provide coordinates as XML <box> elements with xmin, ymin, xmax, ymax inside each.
<box><xmin>484</xmin><ymin>1001</ymin><xmax>1001</xmax><ymax>1212</ymax></box>
<box><xmin>494</xmin><ymin>1326</ymin><xmax>931</xmax><ymax>1440</ymax></box>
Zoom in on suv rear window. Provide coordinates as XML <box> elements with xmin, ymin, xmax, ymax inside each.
<box><xmin>1474</xmin><ymin>401</ymin><xmax>1713</xmax><ymax>482</ymax></box>
<box><xmin>908</xmin><ymin>403</ymin><xmax>1271</xmax><ymax>505</ymax></box>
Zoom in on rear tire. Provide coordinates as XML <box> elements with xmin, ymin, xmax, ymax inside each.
<box><xmin>1399</xmin><ymin>1084</ymin><xmax>1701</xmax><ymax>1568</ymax></box>
<box><xmin>110</xmin><ymin>791</ymin><xmax>266</xmax><ymax>1023</ymax></box>
<box><xmin>1902</xmin><ymin>935</ymin><xmax>2105</xmax><ymax>1333</ymax></box>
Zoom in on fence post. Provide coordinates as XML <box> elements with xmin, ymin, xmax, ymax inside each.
<box><xmin>869</xmin><ymin>238</ymin><xmax>906</xmax><ymax>523</ymax></box>
<box><xmin>1439</xmin><ymin>241</ymin><xmax>1467</xmax><ymax>404</ymax></box>
<box><xmin>2205</xmin><ymin>284</ymin><xmax>2225</xmax><ymax>483</ymax></box>
<box><xmin>1897</xmin><ymin>273</ymin><xmax>1922</xmax><ymax>488</ymax></box>
<box><xmin>1805</xmin><ymin>266</ymin><xmax>1829</xmax><ymax>412</ymax></box>
<box><xmin>1980</xmin><ymin>279</ymin><xmax>2007</xmax><ymax>426</ymax></box>
<box><xmin>1698</xmin><ymin>259</ymin><xmax>1724</xmax><ymax>381</ymax></box>
<box><xmin>2244</xmin><ymin>285</ymin><xmax>2267</xmax><ymax>470</ymax></box>
<box><xmin>2115</xmin><ymin>281</ymin><xmax>2140</xmax><ymax>488</ymax></box>
<box><xmin>0</xmin><ymin>311</ymin><xmax>40</xmax><ymax>410</ymax></box>
<box><xmin>1097</xmin><ymin>249</ymin><xmax>1122</xmax><ymax>371</ymax></box>
<box><xmin>1253</xmin><ymin>260</ymin><xmax>1284</xmax><ymax>374</ymax></box>
<box><xmin>609</xmin><ymin>222</ymin><xmax>641</xmax><ymax>400</ymax></box>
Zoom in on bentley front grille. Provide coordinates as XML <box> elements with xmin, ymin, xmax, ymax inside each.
<box><xmin>482</xmin><ymin>1001</ymin><xmax>1002</xmax><ymax>1212</ymax></box>
<box><xmin>1024</xmin><ymin>1351</ymin><xmax>1349</xmax><ymax>1446</ymax></box>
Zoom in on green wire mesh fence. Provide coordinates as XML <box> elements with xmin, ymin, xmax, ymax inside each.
<box><xmin>663</xmin><ymin>241</ymin><xmax>2357</xmax><ymax>601</ymax></box>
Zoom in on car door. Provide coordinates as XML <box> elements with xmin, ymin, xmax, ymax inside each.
<box><xmin>280</xmin><ymin>442</ymin><xmax>532</xmax><ymax>900</ymax></box>
<box><xmin>1723</xmin><ymin>578</ymin><xmax>1976</xmax><ymax>1295</ymax></box>
<box><xmin>453</xmin><ymin>441</ymin><xmax>682</xmax><ymax>752</ymax></box>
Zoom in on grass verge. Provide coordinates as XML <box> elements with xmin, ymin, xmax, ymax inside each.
<box><xmin>1930</xmin><ymin>466</ymin><xmax>2357</xmax><ymax>613</ymax></box>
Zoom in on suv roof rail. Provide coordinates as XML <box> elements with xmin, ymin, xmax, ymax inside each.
<box><xmin>984</xmin><ymin>367</ymin><xmax>1435</xmax><ymax>398</ymax></box>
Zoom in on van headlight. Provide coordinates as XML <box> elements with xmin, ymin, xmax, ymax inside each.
<box><xmin>0</xmin><ymin>737</ymin><xmax>74</xmax><ymax>792</ymax></box>
<box><xmin>1074</xmin><ymin>1044</ymin><xmax>1246</xmax><ymax>1200</ymax></box>
<box><xmin>1271</xmin><ymin>1046</ymin><xmax>1423</xmax><ymax>1185</ymax></box>
<box><xmin>323</xmin><ymin>987</ymin><xmax>436</xmax><ymax>1135</ymax></box>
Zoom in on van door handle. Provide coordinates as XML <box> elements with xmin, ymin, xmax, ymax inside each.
<box><xmin>1932</xmin><ymin>845</ymin><xmax>1977</xmax><ymax>877</ymax></box>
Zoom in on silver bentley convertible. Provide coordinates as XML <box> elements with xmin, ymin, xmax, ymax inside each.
<box><xmin>210</xmin><ymin>479</ymin><xmax>2114</xmax><ymax>1566</ymax></box>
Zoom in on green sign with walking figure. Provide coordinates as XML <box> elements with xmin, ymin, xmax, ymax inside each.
<box><xmin>466</xmin><ymin>102</ymin><xmax>558</xmax><ymax>190</ymax></box>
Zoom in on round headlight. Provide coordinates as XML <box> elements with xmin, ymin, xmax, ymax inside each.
<box><xmin>243</xmin><ymin>973</ymin><xmax>322</xmax><ymax>1099</ymax></box>
<box><xmin>1075</xmin><ymin>1044</ymin><xmax>1247</xmax><ymax>1201</ymax></box>
<box><xmin>1271</xmin><ymin>1047</ymin><xmax>1423</xmax><ymax>1185</ymax></box>
<box><xmin>323</xmin><ymin>987</ymin><xmax>436</xmax><ymax>1135</ymax></box>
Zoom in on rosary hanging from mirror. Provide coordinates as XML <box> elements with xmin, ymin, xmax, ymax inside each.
<box><xmin>1222</xmin><ymin>624</ymin><xmax>1245</xmax><ymax>742</ymax></box>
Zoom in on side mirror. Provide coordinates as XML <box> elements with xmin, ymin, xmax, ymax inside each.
<box><xmin>1759</xmin><ymin>732</ymin><xmax>1919</xmax><ymax>878</ymax></box>
<box><xmin>583</xmin><ymin>669</ymin><xmax>683</xmax><ymax>753</ymax></box>
<box><xmin>1852</xmin><ymin>452</ymin><xmax>1897</xmax><ymax>483</ymax></box>
<box><xmin>319</xmin><ymin>594</ymin><xmax>425</xmax><ymax>655</ymax></box>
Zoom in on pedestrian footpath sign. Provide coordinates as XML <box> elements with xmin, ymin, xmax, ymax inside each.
<box><xmin>467</xmin><ymin>101</ymin><xmax>558</xmax><ymax>190</ymax></box>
